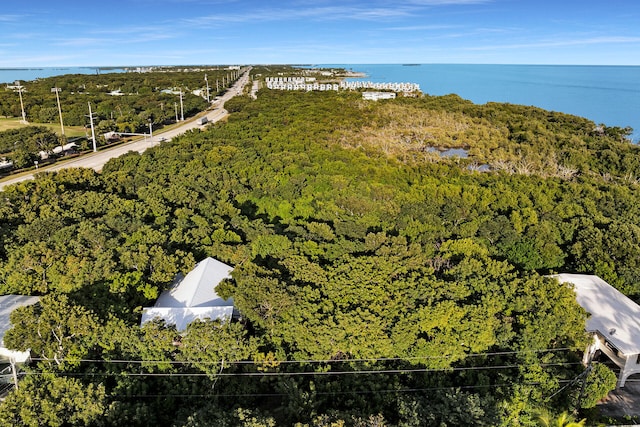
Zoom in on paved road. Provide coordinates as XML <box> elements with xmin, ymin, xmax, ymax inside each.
<box><xmin>251</xmin><ymin>80</ymin><xmax>259</xmax><ymax>99</ymax></box>
<box><xmin>0</xmin><ymin>68</ymin><xmax>252</xmax><ymax>191</ymax></box>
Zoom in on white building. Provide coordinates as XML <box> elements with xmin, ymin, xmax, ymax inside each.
<box><xmin>340</xmin><ymin>81</ymin><xmax>420</xmax><ymax>92</ymax></box>
<box><xmin>556</xmin><ymin>273</ymin><xmax>640</xmax><ymax>388</ymax></box>
<box><xmin>0</xmin><ymin>295</ymin><xmax>40</xmax><ymax>365</ymax></box>
<box><xmin>141</xmin><ymin>257</ymin><xmax>236</xmax><ymax>331</ymax></box>
<box><xmin>362</xmin><ymin>91</ymin><xmax>396</xmax><ymax>101</ymax></box>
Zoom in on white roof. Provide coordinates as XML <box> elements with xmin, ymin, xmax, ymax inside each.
<box><xmin>140</xmin><ymin>306</ymin><xmax>235</xmax><ymax>332</ymax></box>
<box><xmin>141</xmin><ymin>257</ymin><xmax>234</xmax><ymax>331</ymax></box>
<box><xmin>556</xmin><ymin>273</ymin><xmax>640</xmax><ymax>355</ymax></box>
<box><xmin>0</xmin><ymin>295</ymin><xmax>39</xmax><ymax>363</ymax></box>
<box><xmin>0</xmin><ymin>295</ymin><xmax>40</xmax><ymax>347</ymax></box>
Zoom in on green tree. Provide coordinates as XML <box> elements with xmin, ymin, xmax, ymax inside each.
<box><xmin>4</xmin><ymin>294</ymin><xmax>100</xmax><ymax>367</ymax></box>
<box><xmin>577</xmin><ymin>363</ymin><xmax>617</xmax><ymax>409</ymax></box>
<box><xmin>0</xmin><ymin>374</ymin><xmax>105</xmax><ymax>427</ymax></box>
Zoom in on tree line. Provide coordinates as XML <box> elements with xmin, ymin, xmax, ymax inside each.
<box><xmin>0</xmin><ymin>68</ymin><xmax>244</xmax><ymax>171</ymax></box>
<box><xmin>1</xmin><ymin>79</ymin><xmax>636</xmax><ymax>425</ymax></box>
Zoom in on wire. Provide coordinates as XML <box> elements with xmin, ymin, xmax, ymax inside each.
<box><xmin>106</xmin><ymin>380</ymin><xmax>581</xmax><ymax>399</ymax></box>
<box><xmin>546</xmin><ymin>369</ymin><xmax>588</xmax><ymax>400</ymax></box>
<box><xmin>20</xmin><ymin>361</ymin><xmax>582</xmax><ymax>378</ymax></box>
<box><xmin>28</xmin><ymin>346</ymin><xmax>576</xmax><ymax>366</ymax></box>
<box><xmin>108</xmin><ymin>383</ymin><xmax>536</xmax><ymax>398</ymax></box>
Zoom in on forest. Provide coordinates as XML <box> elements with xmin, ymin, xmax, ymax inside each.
<box><xmin>0</xmin><ymin>71</ymin><xmax>639</xmax><ymax>425</ymax></box>
<box><xmin>0</xmin><ymin>67</ymin><xmax>239</xmax><ymax>170</ymax></box>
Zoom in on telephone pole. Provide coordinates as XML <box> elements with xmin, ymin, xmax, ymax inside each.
<box><xmin>18</xmin><ymin>85</ymin><xmax>27</xmax><ymax>124</ymax></box>
<box><xmin>205</xmin><ymin>74</ymin><xmax>210</xmax><ymax>102</ymax></box>
<box><xmin>9</xmin><ymin>358</ymin><xmax>18</xmax><ymax>390</ymax></box>
<box><xmin>87</xmin><ymin>102</ymin><xmax>97</xmax><ymax>152</ymax></box>
<box><xmin>179</xmin><ymin>90</ymin><xmax>184</xmax><ymax>121</ymax></box>
<box><xmin>52</xmin><ymin>87</ymin><xmax>65</xmax><ymax>136</ymax></box>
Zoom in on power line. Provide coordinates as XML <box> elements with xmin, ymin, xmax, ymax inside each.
<box><xmin>109</xmin><ymin>383</ymin><xmax>531</xmax><ymax>398</ymax></box>
<box><xmin>546</xmin><ymin>369</ymin><xmax>589</xmax><ymax>400</ymax></box>
<box><xmin>105</xmin><ymin>380</ymin><xmax>581</xmax><ymax>399</ymax></box>
<box><xmin>20</xmin><ymin>361</ymin><xmax>582</xmax><ymax>379</ymax></box>
<box><xmin>28</xmin><ymin>346</ymin><xmax>576</xmax><ymax>366</ymax></box>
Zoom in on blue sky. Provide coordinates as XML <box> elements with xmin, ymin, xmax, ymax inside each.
<box><xmin>1</xmin><ymin>0</ymin><xmax>639</xmax><ymax>66</ymax></box>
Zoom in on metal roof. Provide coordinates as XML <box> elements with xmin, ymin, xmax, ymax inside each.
<box><xmin>141</xmin><ymin>257</ymin><xmax>235</xmax><ymax>331</ymax></box>
<box><xmin>140</xmin><ymin>307</ymin><xmax>235</xmax><ymax>332</ymax></box>
<box><xmin>556</xmin><ymin>274</ymin><xmax>640</xmax><ymax>355</ymax></box>
<box><xmin>0</xmin><ymin>295</ymin><xmax>40</xmax><ymax>348</ymax></box>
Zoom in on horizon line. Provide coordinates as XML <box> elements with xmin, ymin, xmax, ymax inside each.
<box><xmin>2</xmin><ymin>62</ymin><xmax>640</xmax><ymax>69</ymax></box>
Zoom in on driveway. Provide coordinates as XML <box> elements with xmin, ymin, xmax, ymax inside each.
<box><xmin>598</xmin><ymin>379</ymin><xmax>640</xmax><ymax>419</ymax></box>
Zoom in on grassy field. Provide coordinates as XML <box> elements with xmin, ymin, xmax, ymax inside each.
<box><xmin>0</xmin><ymin>117</ymin><xmax>87</xmax><ymax>138</ymax></box>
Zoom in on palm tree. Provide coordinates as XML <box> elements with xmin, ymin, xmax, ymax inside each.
<box><xmin>538</xmin><ymin>411</ymin><xmax>586</xmax><ymax>427</ymax></box>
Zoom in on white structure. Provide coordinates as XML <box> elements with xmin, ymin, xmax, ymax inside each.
<box><xmin>0</xmin><ymin>159</ymin><xmax>13</xmax><ymax>171</ymax></box>
<box><xmin>38</xmin><ymin>142</ymin><xmax>79</xmax><ymax>160</ymax></box>
<box><xmin>265</xmin><ymin>77</ymin><xmax>419</xmax><ymax>94</ymax></box>
<box><xmin>362</xmin><ymin>91</ymin><xmax>396</xmax><ymax>101</ymax></box>
<box><xmin>141</xmin><ymin>257</ymin><xmax>236</xmax><ymax>331</ymax></box>
<box><xmin>556</xmin><ymin>273</ymin><xmax>640</xmax><ymax>388</ymax></box>
<box><xmin>265</xmin><ymin>76</ymin><xmax>423</xmax><ymax>94</ymax></box>
<box><xmin>265</xmin><ymin>77</ymin><xmax>340</xmax><ymax>92</ymax></box>
<box><xmin>0</xmin><ymin>295</ymin><xmax>40</xmax><ymax>364</ymax></box>
<box><xmin>340</xmin><ymin>81</ymin><xmax>420</xmax><ymax>92</ymax></box>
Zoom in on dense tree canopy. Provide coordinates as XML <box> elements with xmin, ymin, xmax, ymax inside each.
<box><xmin>1</xmin><ymin>68</ymin><xmax>244</xmax><ymax>172</ymax></box>
<box><xmin>0</xmin><ymin>74</ymin><xmax>633</xmax><ymax>425</ymax></box>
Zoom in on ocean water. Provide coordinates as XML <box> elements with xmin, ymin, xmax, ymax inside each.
<box><xmin>4</xmin><ymin>64</ymin><xmax>639</xmax><ymax>142</ymax></box>
<box><xmin>0</xmin><ymin>67</ymin><xmax>125</xmax><ymax>84</ymax></box>
<box><xmin>332</xmin><ymin>64</ymin><xmax>640</xmax><ymax>142</ymax></box>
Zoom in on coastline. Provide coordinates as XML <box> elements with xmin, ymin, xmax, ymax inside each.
<box><xmin>331</xmin><ymin>63</ymin><xmax>640</xmax><ymax>141</ymax></box>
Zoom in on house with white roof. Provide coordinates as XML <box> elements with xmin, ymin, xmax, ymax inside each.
<box><xmin>0</xmin><ymin>295</ymin><xmax>39</xmax><ymax>387</ymax></box>
<box><xmin>0</xmin><ymin>295</ymin><xmax>40</xmax><ymax>364</ymax></box>
<box><xmin>556</xmin><ymin>273</ymin><xmax>640</xmax><ymax>388</ymax></box>
<box><xmin>140</xmin><ymin>257</ymin><xmax>236</xmax><ymax>331</ymax></box>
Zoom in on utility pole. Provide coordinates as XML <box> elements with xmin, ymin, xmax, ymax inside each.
<box><xmin>52</xmin><ymin>86</ymin><xmax>65</xmax><ymax>136</ymax></box>
<box><xmin>174</xmin><ymin>102</ymin><xmax>179</xmax><ymax>123</ymax></box>
<box><xmin>9</xmin><ymin>358</ymin><xmax>18</xmax><ymax>390</ymax></box>
<box><xmin>87</xmin><ymin>102</ymin><xmax>97</xmax><ymax>152</ymax></box>
<box><xmin>179</xmin><ymin>90</ymin><xmax>184</xmax><ymax>121</ymax></box>
<box><xmin>205</xmin><ymin>74</ymin><xmax>210</xmax><ymax>102</ymax></box>
<box><xmin>216</xmin><ymin>79</ymin><xmax>219</xmax><ymax>93</ymax></box>
<box><xmin>148</xmin><ymin>120</ymin><xmax>153</xmax><ymax>145</ymax></box>
<box><xmin>17</xmin><ymin>85</ymin><xmax>27</xmax><ymax>124</ymax></box>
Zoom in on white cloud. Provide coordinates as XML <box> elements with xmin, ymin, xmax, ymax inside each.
<box><xmin>0</xmin><ymin>14</ymin><xmax>23</xmax><ymax>22</ymax></box>
<box><xmin>183</xmin><ymin>5</ymin><xmax>414</xmax><ymax>27</ymax></box>
<box><xmin>405</xmin><ymin>0</ymin><xmax>491</xmax><ymax>4</ymax></box>
<box><xmin>467</xmin><ymin>35</ymin><xmax>640</xmax><ymax>51</ymax></box>
<box><xmin>385</xmin><ymin>24</ymin><xmax>460</xmax><ymax>31</ymax></box>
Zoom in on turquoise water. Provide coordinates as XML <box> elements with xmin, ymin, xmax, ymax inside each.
<box><xmin>4</xmin><ymin>64</ymin><xmax>639</xmax><ymax>141</ymax></box>
<box><xmin>0</xmin><ymin>67</ymin><xmax>125</xmax><ymax>84</ymax></box>
<box><xmin>331</xmin><ymin>64</ymin><xmax>640</xmax><ymax>142</ymax></box>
